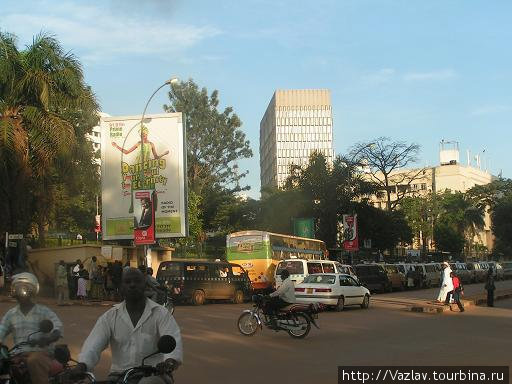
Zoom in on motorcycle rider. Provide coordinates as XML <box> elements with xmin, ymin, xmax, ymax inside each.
<box><xmin>72</xmin><ymin>267</ymin><xmax>182</xmax><ymax>383</ymax></box>
<box><xmin>0</xmin><ymin>272</ymin><xmax>63</xmax><ymax>384</ymax></box>
<box><xmin>267</xmin><ymin>269</ymin><xmax>296</xmax><ymax>320</ymax></box>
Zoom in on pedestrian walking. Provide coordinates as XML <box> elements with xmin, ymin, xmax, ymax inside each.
<box><xmin>450</xmin><ymin>272</ymin><xmax>464</xmax><ymax>312</ymax></box>
<box><xmin>485</xmin><ymin>267</ymin><xmax>496</xmax><ymax>307</ymax></box>
<box><xmin>436</xmin><ymin>261</ymin><xmax>453</xmax><ymax>304</ymax></box>
<box><xmin>71</xmin><ymin>259</ymin><xmax>82</xmax><ymax>299</ymax></box>
<box><xmin>56</xmin><ymin>260</ymin><xmax>69</xmax><ymax>305</ymax></box>
<box><xmin>90</xmin><ymin>265</ymin><xmax>106</xmax><ymax>300</ymax></box>
<box><xmin>111</xmin><ymin>260</ymin><xmax>123</xmax><ymax>300</ymax></box>
<box><xmin>77</xmin><ymin>266</ymin><xmax>88</xmax><ymax>300</ymax></box>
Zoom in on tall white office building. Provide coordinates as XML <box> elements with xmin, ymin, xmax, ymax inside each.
<box><xmin>260</xmin><ymin>89</ymin><xmax>335</xmax><ymax>189</ymax></box>
<box><xmin>86</xmin><ymin>112</ymin><xmax>110</xmax><ymax>165</ymax></box>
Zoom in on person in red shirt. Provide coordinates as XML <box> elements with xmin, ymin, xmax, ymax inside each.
<box><xmin>450</xmin><ymin>272</ymin><xmax>464</xmax><ymax>312</ymax></box>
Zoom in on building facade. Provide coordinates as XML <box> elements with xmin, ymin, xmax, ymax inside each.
<box><xmin>367</xmin><ymin>147</ymin><xmax>495</xmax><ymax>254</ymax></box>
<box><xmin>260</xmin><ymin>89</ymin><xmax>335</xmax><ymax>190</ymax></box>
<box><xmin>86</xmin><ymin>112</ymin><xmax>110</xmax><ymax>165</ymax></box>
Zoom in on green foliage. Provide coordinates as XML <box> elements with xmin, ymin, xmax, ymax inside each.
<box><xmin>280</xmin><ymin>152</ymin><xmax>378</xmax><ymax>247</ymax></box>
<box><xmin>434</xmin><ymin>222</ymin><xmax>465</xmax><ymax>254</ymax></box>
<box><xmin>466</xmin><ymin>178</ymin><xmax>512</xmax><ymax>212</ymax></box>
<box><xmin>163</xmin><ymin>79</ymin><xmax>252</xmax><ymax>195</ymax></box>
<box><xmin>492</xmin><ymin>195</ymin><xmax>512</xmax><ymax>251</ymax></box>
<box><xmin>400</xmin><ymin>194</ymin><xmax>437</xmax><ymax>252</ymax></box>
<box><xmin>0</xmin><ymin>31</ymin><xmax>99</xmax><ymax>240</ymax></box>
<box><xmin>358</xmin><ymin>204</ymin><xmax>413</xmax><ymax>251</ymax></box>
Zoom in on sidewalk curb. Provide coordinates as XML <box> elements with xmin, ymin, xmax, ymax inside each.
<box><xmin>0</xmin><ymin>296</ymin><xmax>117</xmax><ymax>307</ymax></box>
<box><xmin>407</xmin><ymin>289</ymin><xmax>512</xmax><ymax>314</ymax></box>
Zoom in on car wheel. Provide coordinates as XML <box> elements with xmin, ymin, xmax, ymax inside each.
<box><xmin>335</xmin><ymin>297</ymin><xmax>345</xmax><ymax>312</ymax></box>
<box><xmin>192</xmin><ymin>290</ymin><xmax>205</xmax><ymax>305</ymax></box>
<box><xmin>232</xmin><ymin>290</ymin><xmax>244</xmax><ymax>304</ymax></box>
<box><xmin>360</xmin><ymin>294</ymin><xmax>370</xmax><ymax>309</ymax></box>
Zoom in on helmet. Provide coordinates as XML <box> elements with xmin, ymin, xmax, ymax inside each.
<box><xmin>11</xmin><ymin>272</ymin><xmax>39</xmax><ymax>298</ymax></box>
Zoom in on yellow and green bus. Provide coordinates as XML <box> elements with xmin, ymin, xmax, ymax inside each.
<box><xmin>226</xmin><ymin>230</ymin><xmax>327</xmax><ymax>291</ymax></box>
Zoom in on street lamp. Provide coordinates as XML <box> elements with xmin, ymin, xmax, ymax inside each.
<box><xmin>138</xmin><ymin>77</ymin><xmax>179</xmax><ymax>266</ymax></box>
<box><xmin>140</xmin><ymin>77</ymin><xmax>179</xmax><ymax>180</ymax></box>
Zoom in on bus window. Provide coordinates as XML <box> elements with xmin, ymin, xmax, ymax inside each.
<box><xmin>322</xmin><ymin>263</ymin><xmax>335</xmax><ymax>273</ymax></box>
<box><xmin>185</xmin><ymin>264</ymin><xmax>209</xmax><ymax>279</ymax></box>
<box><xmin>308</xmin><ymin>262</ymin><xmax>323</xmax><ymax>274</ymax></box>
<box><xmin>276</xmin><ymin>261</ymin><xmax>304</xmax><ymax>275</ymax></box>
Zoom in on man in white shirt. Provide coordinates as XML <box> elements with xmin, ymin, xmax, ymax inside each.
<box><xmin>73</xmin><ymin>268</ymin><xmax>183</xmax><ymax>383</ymax></box>
<box><xmin>268</xmin><ymin>269</ymin><xmax>296</xmax><ymax>314</ymax></box>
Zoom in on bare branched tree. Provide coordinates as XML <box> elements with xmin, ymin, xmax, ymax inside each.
<box><xmin>350</xmin><ymin>137</ymin><xmax>424</xmax><ymax>211</ymax></box>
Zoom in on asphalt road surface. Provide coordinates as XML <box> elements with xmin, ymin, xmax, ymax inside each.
<box><xmin>0</xmin><ymin>288</ymin><xmax>511</xmax><ymax>384</ymax></box>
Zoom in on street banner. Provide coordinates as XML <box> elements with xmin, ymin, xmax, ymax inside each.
<box><xmin>293</xmin><ymin>218</ymin><xmax>315</xmax><ymax>238</ymax></box>
<box><xmin>342</xmin><ymin>214</ymin><xmax>359</xmax><ymax>251</ymax></box>
<box><xmin>94</xmin><ymin>215</ymin><xmax>101</xmax><ymax>233</ymax></box>
<box><xmin>101</xmin><ymin>113</ymin><xmax>187</xmax><ymax>240</ymax></box>
<box><xmin>133</xmin><ymin>190</ymin><xmax>155</xmax><ymax>245</ymax></box>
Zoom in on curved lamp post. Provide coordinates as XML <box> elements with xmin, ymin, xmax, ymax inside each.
<box><xmin>137</xmin><ymin>77</ymin><xmax>178</xmax><ymax>265</ymax></box>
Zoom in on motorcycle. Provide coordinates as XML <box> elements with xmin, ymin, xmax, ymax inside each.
<box><xmin>237</xmin><ymin>294</ymin><xmax>323</xmax><ymax>339</ymax></box>
<box><xmin>80</xmin><ymin>335</ymin><xmax>177</xmax><ymax>384</ymax></box>
<box><xmin>0</xmin><ymin>320</ymin><xmax>73</xmax><ymax>384</ymax></box>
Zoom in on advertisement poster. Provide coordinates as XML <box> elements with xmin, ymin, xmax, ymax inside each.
<box><xmin>342</xmin><ymin>214</ymin><xmax>359</xmax><ymax>251</ymax></box>
<box><xmin>293</xmin><ymin>218</ymin><xmax>315</xmax><ymax>239</ymax></box>
<box><xmin>133</xmin><ymin>190</ymin><xmax>155</xmax><ymax>245</ymax></box>
<box><xmin>101</xmin><ymin>113</ymin><xmax>187</xmax><ymax>240</ymax></box>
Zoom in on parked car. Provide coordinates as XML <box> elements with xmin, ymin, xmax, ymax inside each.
<box><xmin>295</xmin><ymin>273</ymin><xmax>370</xmax><ymax>311</ymax></box>
<box><xmin>415</xmin><ymin>264</ymin><xmax>442</xmax><ymax>288</ymax></box>
<box><xmin>353</xmin><ymin>264</ymin><xmax>392</xmax><ymax>293</ymax></box>
<box><xmin>486</xmin><ymin>261</ymin><xmax>504</xmax><ymax>280</ymax></box>
<box><xmin>500</xmin><ymin>261</ymin><xmax>512</xmax><ymax>279</ymax></box>
<box><xmin>396</xmin><ymin>264</ymin><xmax>417</xmax><ymax>288</ymax></box>
<box><xmin>383</xmin><ymin>264</ymin><xmax>406</xmax><ymax>290</ymax></box>
<box><xmin>466</xmin><ymin>262</ymin><xmax>486</xmax><ymax>283</ymax></box>
<box><xmin>274</xmin><ymin>259</ymin><xmax>356</xmax><ymax>288</ymax></box>
<box><xmin>156</xmin><ymin>259</ymin><xmax>252</xmax><ymax>305</ymax></box>
<box><xmin>449</xmin><ymin>262</ymin><xmax>472</xmax><ymax>284</ymax></box>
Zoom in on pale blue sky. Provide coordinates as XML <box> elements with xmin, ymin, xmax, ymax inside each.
<box><xmin>2</xmin><ymin>0</ymin><xmax>511</xmax><ymax>198</ymax></box>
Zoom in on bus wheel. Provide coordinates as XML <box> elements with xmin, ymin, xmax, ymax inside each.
<box><xmin>233</xmin><ymin>290</ymin><xmax>244</xmax><ymax>304</ymax></box>
<box><xmin>192</xmin><ymin>290</ymin><xmax>205</xmax><ymax>305</ymax></box>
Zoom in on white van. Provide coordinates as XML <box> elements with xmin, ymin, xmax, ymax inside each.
<box><xmin>274</xmin><ymin>259</ymin><xmax>356</xmax><ymax>288</ymax></box>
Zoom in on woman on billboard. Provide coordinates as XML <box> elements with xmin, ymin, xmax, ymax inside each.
<box><xmin>111</xmin><ymin>125</ymin><xmax>169</xmax><ymax>160</ymax></box>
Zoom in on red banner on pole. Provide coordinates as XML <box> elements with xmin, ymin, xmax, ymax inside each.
<box><xmin>133</xmin><ymin>190</ymin><xmax>156</xmax><ymax>245</ymax></box>
<box><xmin>342</xmin><ymin>214</ymin><xmax>359</xmax><ymax>251</ymax></box>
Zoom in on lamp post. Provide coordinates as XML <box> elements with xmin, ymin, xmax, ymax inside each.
<box><xmin>138</xmin><ymin>77</ymin><xmax>179</xmax><ymax>266</ymax></box>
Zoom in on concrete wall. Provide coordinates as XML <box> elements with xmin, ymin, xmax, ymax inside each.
<box><xmin>26</xmin><ymin>245</ymin><xmax>174</xmax><ymax>295</ymax></box>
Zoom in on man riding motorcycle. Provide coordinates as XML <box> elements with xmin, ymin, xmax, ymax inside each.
<box><xmin>0</xmin><ymin>272</ymin><xmax>63</xmax><ymax>384</ymax></box>
<box><xmin>72</xmin><ymin>267</ymin><xmax>183</xmax><ymax>383</ymax></box>
<box><xmin>267</xmin><ymin>269</ymin><xmax>296</xmax><ymax>321</ymax></box>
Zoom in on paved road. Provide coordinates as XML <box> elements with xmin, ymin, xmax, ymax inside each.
<box><xmin>0</xmin><ymin>290</ymin><xmax>511</xmax><ymax>384</ymax></box>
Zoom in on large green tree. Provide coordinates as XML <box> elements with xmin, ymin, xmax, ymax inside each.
<box><xmin>492</xmin><ymin>195</ymin><xmax>512</xmax><ymax>255</ymax></box>
<box><xmin>163</xmin><ymin>79</ymin><xmax>252</xmax><ymax>196</ymax></box>
<box><xmin>0</xmin><ymin>32</ymin><xmax>98</xmax><ymax>239</ymax></box>
<box><xmin>400</xmin><ymin>194</ymin><xmax>437</xmax><ymax>254</ymax></box>
<box><xmin>284</xmin><ymin>152</ymin><xmax>378</xmax><ymax>247</ymax></box>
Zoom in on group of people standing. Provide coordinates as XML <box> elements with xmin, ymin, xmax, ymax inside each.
<box><xmin>54</xmin><ymin>257</ymin><xmax>126</xmax><ymax>304</ymax></box>
<box><xmin>437</xmin><ymin>261</ymin><xmax>497</xmax><ymax>311</ymax></box>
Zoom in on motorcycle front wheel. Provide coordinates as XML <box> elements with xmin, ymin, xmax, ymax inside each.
<box><xmin>237</xmin><ymin>312</ymin><xmax>259</xmax><ymax>336</ymax></box>
<box><xmin>287</xmin><ymin>313</ymin><xmax>311</xmax><ymax>339</ymax></box>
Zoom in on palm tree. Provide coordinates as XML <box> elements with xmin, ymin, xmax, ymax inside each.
<box><xmin>0</xmin><ymin>32</ymin><xmax>98</xmax><ymax>237</ymax></box>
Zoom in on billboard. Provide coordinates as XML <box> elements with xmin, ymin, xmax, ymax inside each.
<box><xmin>342</xmin><ymin>214</ymin><xmax>359</xmax><ymax>251</ymax></box>
<box><xmin>133</xmin><ymin>190</ymin><xmax>155</xmax><ymax>245</ymax></box>
<box><xmin>293</xmin><ymin>218</ymin><xmax>315</xmax><ymax>239</ymax></box>
<box><xmin>101</xmin><ymin>113</ymin><xmax>187</xmax><ymax>240</ymax></box>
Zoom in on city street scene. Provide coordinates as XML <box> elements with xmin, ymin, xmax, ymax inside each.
<box><xmin>0</xmin><ymin>1</ymin><xmax>511</xmax><ymax>384</ymax></box>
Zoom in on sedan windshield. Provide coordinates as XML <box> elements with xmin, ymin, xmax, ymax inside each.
<box><xmin>303</xmin><ymin>274</ymin><xmax>336</xmax><ymax>284</ymax></box>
